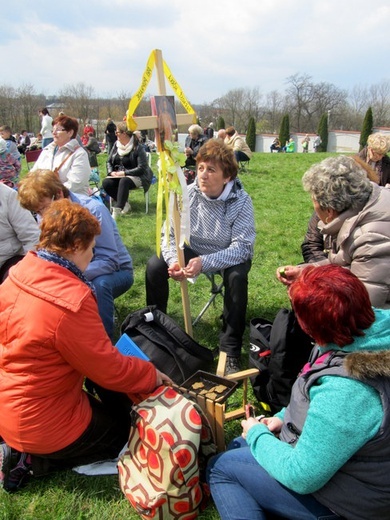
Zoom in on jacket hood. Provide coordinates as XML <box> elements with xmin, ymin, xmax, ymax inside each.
<box><xmin>8</xmin><ymin>251</ymin><xmax>91</xmax><ymax>313</ymax></box>
<box><xmin>324</xmin><ymin>309</ymin><xmax>390</xmax><ymax>380</ymax></box>
<box><xmin>344</xmin><ymin>350</ymin><xmax>390</xmax><ymax>380</ymax></box>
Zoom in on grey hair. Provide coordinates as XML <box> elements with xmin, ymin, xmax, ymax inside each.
<box><xmin>188</xmin><ymin>124</ymin><xmax>204</xmax><ymax>136</ymax></box>
<box><xmin>302</xmin><ymin>156</ymin><xmax>373</xmax><ymax>212</ymax></box>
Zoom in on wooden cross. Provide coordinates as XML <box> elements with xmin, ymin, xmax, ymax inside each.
<box><xmin>126</xmin><ymin>49</ymin><xmax>196</xmax><ymax>336</ymax></box>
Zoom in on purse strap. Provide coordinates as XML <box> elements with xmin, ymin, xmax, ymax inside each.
<box><xmin>53</xmin><ymin>147</ymin><xmax>79</xmax><ymax>175</ymax></box>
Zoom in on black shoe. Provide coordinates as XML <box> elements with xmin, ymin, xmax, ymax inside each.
<box><xmin>0</xmin><ymin>443</ymin><xmax>32</xmax><ymax>492</ymax></box>
<box><xmin>225</xmin><ymin>356</ymin><xmax>241</xmax><ymax>376</ymax></box>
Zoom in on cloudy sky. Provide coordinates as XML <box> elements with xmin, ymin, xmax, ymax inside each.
<box><xmin>3</xmin><ymin>0</ymin><xmax>390</xmax><ymax>104</ymax></box>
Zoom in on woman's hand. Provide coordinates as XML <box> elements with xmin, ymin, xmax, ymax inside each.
<box><xmin>182</xmin><ymin>257</ymin><xmax>202</xmax><ymax>278</ymax></box>
<box><xmin>109</xmin><ymin>171</ymin><xmax>125</xmax><ymax>178</ymax></box>
<box><xmin>168</xmin><ymin>262</ymin><xmax>186</xmax><ymax>281</ymax></box>
<box><xmin>241</xmin><ymin>416</ymin><xmax>283</xmax><ymax>439</ymax></box>
<box><xmin>276</xmin><ymin>265</ymin><xmax>302</xmax><ymax>286</ymax></box>
<box><xmin>241</xmin><ymin>417</ymin><xmax>260</xmax><ymax>438</ymax></box>
<box><xmin>155</xmin><ymin>369</ymin><xmax>173</xmax><ymax>387</ymax></box>
<box><xmin>261</xmin><ymin>416</ymin><xmax>283</xmax><ymax>433</ymax></box>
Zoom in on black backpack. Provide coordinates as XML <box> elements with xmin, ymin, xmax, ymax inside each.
<box><xmin>121</xmin><ymin>306</ymin><xmax>214</xmax><ymax>385</ymax></box>
<box><xmin>249</xmin><ymin>309</ymin><xmax>313</xmax><ymax>413</ymax></box>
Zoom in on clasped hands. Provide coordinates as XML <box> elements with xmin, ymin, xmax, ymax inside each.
<box><xmin>168</xmin><ymin>257</ymin><xmax>202</xmax><ymax>282</ymax></box>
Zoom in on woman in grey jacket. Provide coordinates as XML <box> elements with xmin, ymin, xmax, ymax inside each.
<box><xmin>0</xmin><ymin>183</ymin><xmax>40</xmax><ymax>282</ymax></box>
<box><xmin>278</xmin><ymin>155</ymin><xmax>390</xmax><ymax>308</ymax></box>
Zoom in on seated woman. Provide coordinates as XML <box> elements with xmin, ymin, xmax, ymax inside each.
<box><xmin>184</xmin><ymin>124</ymin><xmax>209</xmax><ymax>169</ymax></box>
<box><xmin>145</xmin><ymin>139</ymin><xmax>256</xmax><ymax>375</ymax></box>
<box><xmin>358</xmin><ymin>132</ymin><xmax>390</xmax><ymax>186</ymax></box>
<box><xmin>84</xmin><ymin>131</ymin><xmax>101</xmax><ymax>169</ymax></box>
<box><xmin>270</xmin><ymin>137</ymin><xmax>281</xmax><ymax>153</ymax></box>
<box><xmin>102</xmin><ymin>122</ymin><xmax>153</xmax><ymax>219</ymax></box>
<box><xmin>208</xmin><ymin>265</ymin><xmax>390</xmax><ymax>520</ymax></box>
<box><xmin>31</xmin><ymin>115</ymin><xmax>91</xmax><ymax>195</ymax></box>
<box><xmin>278</xmin><ymin>155</ymin><xmax>390</xmax><ymax>308</ymax></box>
<box><xmin>0</xmin><ymin>137</ymin><xmax>21</xmax><ymax>189</ymax></box>
<box><xmin>0</xmin><ymin>182</ymin><xmax>40</xmax><ymax>283</ymax></box>
<box><xmin>0</xmin><ymin>199</ymin><xmax>171</xmax><ymax>492</ymax></box>
<box><xmin>300</xmin><ymin>155</ymin><xmax>380</xmax><ymax>264</ymax></box>
<box><xmin>225</xmin><ymin>126</ymin><xmax>252</xmax><ymax>163</ymax></box>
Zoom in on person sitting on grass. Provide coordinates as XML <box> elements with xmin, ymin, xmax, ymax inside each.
<box><xmin>18</xmin><ymin>169</ymin><xmax>133</xmax><ymax>341</ymax></box>
<box><xmin>224</xmin><ymin>126</ymin><xmax>252</xmax><ymax>163</ymax></box>
<box><xmin>208</xmin><ymin>265</ymin><xmax>390</xmax><ymax>520</ymax></box>
<box><xmin>0</xmin><ymin>199</ymin><xmax>171</xmax><ymax>493</ymax></box>
<box><xmin>0</xmin><ymin>137</ymin><xmax>21</xmax><ymax>189</ymax></box>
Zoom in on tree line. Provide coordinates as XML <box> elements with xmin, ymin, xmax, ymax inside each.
<box><xmin>0</xmin><ymin>74</ymin><xmax>389</xmax><ymax>139</ymax></box>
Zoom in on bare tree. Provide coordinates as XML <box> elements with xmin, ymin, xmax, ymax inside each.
<box><xmin>215</xmin><ymin>87</ymin><xmax>262</xmax><ymax>133</ymax></box>
<box><xmin>59</xmin><ymin>82</ymin><xmax>95</xmax><ymax>123</ymax></box>
<box><xmin>368</xmin><ymin>80</ymin><xmax>390</xmax><ymax>127</ymax></box>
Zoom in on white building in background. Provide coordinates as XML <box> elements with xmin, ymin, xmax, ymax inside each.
<box><xmin>177</xmin><ymin>127</ymin><xmax>390</xmax><ymax>154</ymax></box>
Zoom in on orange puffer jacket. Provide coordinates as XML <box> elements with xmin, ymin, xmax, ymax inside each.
<box><xmin>0</xmin><ymin>252</ymin><xmax>157</xmax><ymax>454</ymax></box>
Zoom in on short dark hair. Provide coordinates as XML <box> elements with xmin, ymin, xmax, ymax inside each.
<box><xmin>196</xmin><ymin>139</ymin><xmax>238</xmax><ymax>180</ymax></box>
<box><xmin>53</xmin><ymin>115</ymin><xmax>79</xmax><ymax>139</ymax></box>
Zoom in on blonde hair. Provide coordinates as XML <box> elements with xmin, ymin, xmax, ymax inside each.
<box><xmin>367</xmin><ymin>133</ymin><xmax>390</xmax><ymax>155</ymax></box>
<box><xmin>18</xmin><ymin>170</ymin><xmax>69</xmax><ymax>212</ymax></box>
<box><xmin>188</xmin><ymin>124</ymin><xmax>203</xmax><ymax>136</ymax></box>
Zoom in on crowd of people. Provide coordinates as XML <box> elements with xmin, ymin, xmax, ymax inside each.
<box><xmin>0</xmin><ymin>110</ymin><xmax>390</xmax><ymax>519</ymax></box>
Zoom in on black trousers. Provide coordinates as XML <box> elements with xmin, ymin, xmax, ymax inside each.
<box><xmin>145</xmin><ymin>250</ymin><xmax>251</xmax><ymax>358</ymax></box>
<box><xmin>30</xmin><ymin>387</ymin><xmax>132</xmax><ymax>477</ymax></box>
<box><xmin>102</xmin><ymin>177</ymin><xmax>137</xmax><ymax>209</ymax></box>
<box><xmin>0</xmin><ymin>255</ymin><xmax>24</xmax><ymax>284</ymax></box>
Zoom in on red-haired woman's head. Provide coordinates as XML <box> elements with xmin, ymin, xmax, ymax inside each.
<box><xmin>289</xmin><ymin>265</ymin><xmax>374</xmax><ymax>347</ymax></box>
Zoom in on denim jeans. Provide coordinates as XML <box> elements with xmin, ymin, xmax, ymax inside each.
<box><xmin>92</xmin><ymin>269</ymin><xmax>133</xmax><ymax>340</ymax></box>
<box><xmin>42</xmin><ymin>137</ymin><xmax>53</xmax><ymax>149</ymax></box>
<box><xmin>207</xmin><ymin>437</ymin><xmax>340</xmax><ymax>520</ymax></box>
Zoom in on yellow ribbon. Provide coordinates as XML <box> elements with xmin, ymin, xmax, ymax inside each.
<box><xmin>126</xmin><ymin>50</ymin><xmax>196</xmax><ymax>131</ymax></box>
<box><xmin>126</xmin><ymin>49</ymin><xmax>194</xmax><ymax>255</ymax></box>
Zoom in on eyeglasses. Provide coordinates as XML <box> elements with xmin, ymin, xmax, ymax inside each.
<box><xmin>52</xmin><ymin>127</ymin><xmax>67</xmax><ymax>133</ymax></box>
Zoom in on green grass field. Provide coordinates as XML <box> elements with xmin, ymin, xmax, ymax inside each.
<box><xmin>1</xmin><ymin>151</ymin><xmax>337</xmax><ymax>520</ymax></box>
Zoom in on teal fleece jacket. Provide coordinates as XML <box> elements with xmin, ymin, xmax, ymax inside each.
<box><xmin>246</xmin><ymin>308</ymin><xmax>389</xmax><ymax>494</ymax></box>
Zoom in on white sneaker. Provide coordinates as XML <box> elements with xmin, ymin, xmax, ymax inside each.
<box><xmin>112</xmin><ymin>207</ymin><xmax>121</xmax><ymax>220</ymax></box>
<box><xmin>121</xmin><ymin>202</ymin><xmax>131</xmax><ymax>215</ymax></box>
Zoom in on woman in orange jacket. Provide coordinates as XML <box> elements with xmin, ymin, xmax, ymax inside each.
<box><xmin>0</xmin><ymin>199</ymin><xmax>171</xmax><ymax>492</ymax></box>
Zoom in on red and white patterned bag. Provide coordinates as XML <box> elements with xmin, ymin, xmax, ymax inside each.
<box><xmin>118</xmin><ymin>386</ymin><xmax>216</xmax><ymax>519</ymax></box>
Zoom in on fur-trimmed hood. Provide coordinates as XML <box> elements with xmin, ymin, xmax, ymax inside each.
<box><xmin>324</xmin><ymin>308</ymin><xmax>390</xmax><ymax>381</ymax></box>
<box><xmin>344</xmin><ymin>350</ymin><xmax>390</xmax><ymax>380</ymax></box>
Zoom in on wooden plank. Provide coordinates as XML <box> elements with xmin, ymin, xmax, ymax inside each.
<box><xmin>216</xmin><ymin>351</ymin><xmax>227</xmax><ymax>376</ymax></box>
<box><xmin>224</xmin><ymin>408</ymin><xmax>245</xmax><ymax>421</ymax></box>
<box><xmin>214</xmin><ymin>403</ymin><xmax>226</xmax><ymax>451</ymax></box>
<box><xmin>224</xmin><ymin>368</ymin><xmax>259</xmax><ymax>381</ymax></box>
<box><xmin>131</xmin><ymin>113</ymin><xmax>193</xmax><ymax>131</ymax></box>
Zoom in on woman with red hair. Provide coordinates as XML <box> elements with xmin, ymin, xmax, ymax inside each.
<box><xmin>208</xmin><ymin>265</ymin><xmax>390</xmax><ymax>519</ymax></box>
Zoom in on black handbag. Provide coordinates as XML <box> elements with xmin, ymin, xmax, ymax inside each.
<box><xmin>121</xmin><ymin>306</ymin><xmax>214</xmax><ymax>384</ymax></box>
<box><xmin>249</xmin><ymin>309</ymin><xmax>313</xmax><ymax>413</ymax></box>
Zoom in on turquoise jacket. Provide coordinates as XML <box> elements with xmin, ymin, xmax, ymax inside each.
<box><xmin>246</xmin><ymin>309</ymin><xmax>389</xmax><ymax>495</ymax></box>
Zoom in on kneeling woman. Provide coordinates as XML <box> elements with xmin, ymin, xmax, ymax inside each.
<box><xmin>0</xmin><ymin>200</ymin><xmax>170</xmax><ymax>492</ymax></box>
<box><xmin>208</xmin><ymin>265</ymin><xmax>390</xmax><ymax>520</ymax></box>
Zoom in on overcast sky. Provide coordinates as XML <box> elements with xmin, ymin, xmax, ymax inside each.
<box><xmin>3</xmin><ymin>1</ymin><xmax>390</xmax><ymax>104</ymax></box>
